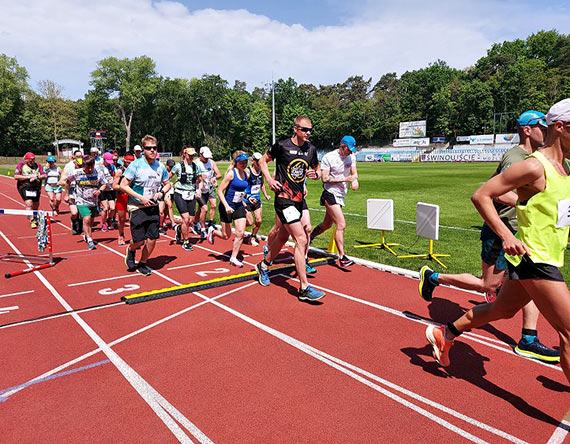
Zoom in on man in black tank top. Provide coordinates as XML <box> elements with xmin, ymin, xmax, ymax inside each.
<box><xmin>255</xmin><ymin>116</ymin><xmax>326</xmax><ymax>302</ymax></box>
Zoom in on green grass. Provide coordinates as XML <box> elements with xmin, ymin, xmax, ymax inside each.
<box><xmin>2</xmin><ymin>162</ymin><xmax>568</xmax><ymax>283</ymax></box>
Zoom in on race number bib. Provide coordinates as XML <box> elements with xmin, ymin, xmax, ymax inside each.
<box><xmin>250</xmin><ymin>184</ymin><xmax>261</xmax><ymax>194</ymax></box>
<box><xmin>47</xmin><ymin>177</ymin><xmax>58</xmax><ymax>185</ymax></box>
<box><xmin>556</xmin><ymin>199</ymin><xmax>570</xmax><ymax>228</ymax></box>
<box><xmin>181</xmin><ymin>190</ymin><xmax>195</xmax><ymax>200</ymax></box>
<box><xmin>143</xmin><ymin>187</ymin><xmax>157</xmax><ymax>199</ymax></box>
<box><xmin>25</xmin><ymin>189</ymin><xmax>38</xmax><ymax>198</ymax></box>
<box><xmin>232</xmin><ymin>191</ymin><xmax>245</xmax><ymax>203</ymax></box>
<box><xmin>282</xmin><ymin>206</ymin><xmax>301</xmax><ymax>223</ymax></box>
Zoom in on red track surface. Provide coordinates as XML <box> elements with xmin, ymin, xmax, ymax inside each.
<box><xmin>0</xmin><ymin>174</ymin><xmax>568</xmax><ymax>444</ymax></box>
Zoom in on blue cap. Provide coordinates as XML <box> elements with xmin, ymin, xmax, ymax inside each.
<box><xmin>517</xmin><ymin>110</ymin><xmax>547</xmax><ymax>127</ymax></box>
<box><xmin>235</xmin><ymin>153</ymin><xmax>248</xmax><ymax>162</ymax></box>
<box><xmin>47</xmin><ymin>155</ymin><xmax>56</xmax><ymax>162</ymax></box>
<box><xmin>340</xmin><ymin>135</ymin><xmax>357</xmax><ymax>152</ymax></box>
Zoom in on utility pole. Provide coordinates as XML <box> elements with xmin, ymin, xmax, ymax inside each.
<box><xmin>272</xmin><ymin>73</ymin><xmax>276</xmax><ymax>145</ymax></box>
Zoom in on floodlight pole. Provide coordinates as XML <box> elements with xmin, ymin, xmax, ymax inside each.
<box><xmin>272</xmin><ymin>74</ymin><xmax>276</xmax><ymax>145</ymax></box>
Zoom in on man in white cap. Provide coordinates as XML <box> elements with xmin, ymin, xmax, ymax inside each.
<box><xmin>133</xmin><ymin>145</ymin><xmax>143</xmax><ymax>159</ymax></box>
<box><xmin>194</xmin><ymin>146</ymin><xmax>222</xmax><ymax>238</ymax></box>
<box><xmin>310</xmin><ymin>135</ymin><xmax>359</xmax><ymax>267</ymax></box>
<box><xmin>90</xmin><ymin>147</ymin><xmax>103</xmax><ymax>169</ymax></box>
<box><xmin>424</xmin><ymin>98</ymin><xmax>570</xmax><ymax>385</ymax></box>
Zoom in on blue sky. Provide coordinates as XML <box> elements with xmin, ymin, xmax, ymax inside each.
<box><xmin>0</xmin><ymin>1</ymin><xmax>568</xmax><ymax>100</ymax></box>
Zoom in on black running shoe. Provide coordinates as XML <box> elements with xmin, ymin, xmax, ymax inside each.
<box><xmin>419</xmin><ymin>265</ymin><xmax>437</xmax><ymax>301</ymax></box>
<box><xmin>514</xmin><ymin>337</ymin><xmax>560</xmax><ymax>363</ymax></box>
<box><xmin>182</xmin><ymin>240</ymin><xmax>193</xmax><ymax>251</ymax></box>
<box><xmin>339</xmin><ymin>255</ymin><xmax>354</xmax><ymax>267</ymax></box>
<box><xmin>136</xmin><ymin>262</ymin><xmax>152</xmax><ymax>276</ymax></box>
<box><xmin>175</xmin><ymin>224</ymin><xmax>182</xmax><ymax>243</ymax></box>
<box><xmin>125</xmin><ymin>246</ymin><xmax>136</xmax><ymax>270</ymax></box>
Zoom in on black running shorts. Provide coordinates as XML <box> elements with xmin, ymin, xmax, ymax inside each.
<box><xmin>507</xmin><ymin>255</ymin><xmax>564</xmax><ymax>282</ymax></box>
<box><xmin>129</xmin><ymin>206</ymin><xmax>160</xmax><ymax>243</ymax></box>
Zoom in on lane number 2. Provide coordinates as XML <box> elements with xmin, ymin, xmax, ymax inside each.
<box><xmin>195</xmin><ymin>268</ymin><xmax>230</xmax><ymax>278</ymax></box>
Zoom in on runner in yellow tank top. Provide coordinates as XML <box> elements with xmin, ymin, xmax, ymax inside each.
<box><xmin>425</xmin><ymin>98</ymin><xmax>570</xmax><ymax>386</ymax></box>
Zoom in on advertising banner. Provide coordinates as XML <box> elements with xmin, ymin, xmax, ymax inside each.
<box><xmin>456</xmin><ymin>136</ymin><xmax>470</xmax><ymax>142</ymax></box>
<box><xmin>421</xmin><ymin>151</ymin><xmax>505</xmax><ymax>162</ymax></box>
<box><xmin>494</xmin><ymin>133</ymin><xmax>519</xmax><ymax>144</ymax></box>
<box><xmin>469</xmin><ymin>135</ymin><xmax>494</xmax><ymax>145</ymax></box>
<box><xmin>432</xmin><ymin>137</ymin><xmax>446</xmax><ymax>143</ymax></box>
<box><xmin>399</xmin><ymin>120</ymin><xmax>426</xmax><ymax>138</ymax></box>
<box><xmin>393</xmin><ymin>137</ymin><xmax>430</xmax><ymax>147</ymax></box>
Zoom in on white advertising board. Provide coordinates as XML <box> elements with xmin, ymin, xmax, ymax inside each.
<box><xmin>393</xmin><ymin>138</ymin><xmax>430</xmax><ymax>147</ymax></box>
<box><xmin>469</xmin><ymin>135</ymin><xmax>495</xmax><ymax>145</ymax></box>
<box><xmin>494</xmin><ymin>133</ymin><xmax>519</xmax><ymax>144</ymax></box>
<box><xmin>399</xmin><ymin>120</ymin><xmax>426</xmax><ymax>138</ymax></box>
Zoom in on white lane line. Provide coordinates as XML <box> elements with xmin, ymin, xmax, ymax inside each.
<box><xmin>547</xmin><ymin>416</ymin><xmax>570</xmax><ymax>444</ymax></box>
<box><xmin>0</xmin><ymin>306</ymin><xmax>19</xmax><ymax>315</ymax></box>
<box><xmin>0</xmin><ymin>290</ymin><xmax>34</xmax><ymax>299</ymax></box>
<box><xmin>68</xmin><ymin>274</ymin><xmax>138</xmax><ymax>287</ymax></box>
<box><xmin>167</xmin><ymin>258</ymin><xmax>224</xmax><ymax>271</ymax></box>
<box><xmin>0</xmin><ymin>229</ymin><xmax>211</xmax><ymax>444</ymax></box>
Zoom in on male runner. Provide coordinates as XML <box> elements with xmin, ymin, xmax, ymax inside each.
<box><xmin>424</xmin><ymin>99</ymin><xmax>570</xmax><ymax>384</ymax></box>
<box><xmin>310</xmin><ymin>135</ymin><xmax>359</xmax><ymax>267</ymax></box>
<box><xmin>121</xmin><ymin>135</ymin><xmax>171</xmax><ymax>276</ymax></box>
<box><xmin>194</xmin><ymin>146</ymin><xmax>222</xmax><ymax>238</ymax></box>
<box><xmin>61</xmin><ymin>150</ymin><xmax>84</xmax><ymax>234</ymax></box>
<box><xmin>133</xmin><ymin>145</ymin><xmax>143</xmax><ymax>159</ymax></box>
<box><xmin>14</xmin><ymin>152</ymin><xmax>46</xmax><ymax>228</ymax></box>
<box><xmin>419</xmin><ymin>111</ymin><xmax>559</xmax><ymax>363</ymax></box>
<box><xmin>256</xmin><ymin>115</ymin><xmax>325</xmax><ymax>301</ymax></box>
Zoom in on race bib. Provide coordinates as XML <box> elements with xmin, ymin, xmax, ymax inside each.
<box><xmin>232</xmin><ymin>191</ymin><xmax>245</xmax><ymax>203</ymax></box>
<box><xmin>143</xmin><ymin>187</ymin><xmax>157</xmax><ymax>199</ymax></box>
<box><xmin>25</xmin><ymin>189</ymin><xmax>38</xmax><ymax>197</ymax></box>
<box><xmin>282</xmin><ymin>205</ymin><xmax>301</xmax><ymax>223</ymax></box>
<box><xmin>47</xmin><ymin>177</ymin><xmax>58</xmax><ymax>185</ymax></box>
<box><xmin>250</xmin><ymin>184</ymin><xmax>261</xmax><ymax>194</ymax></box>
<box><xmin>556</xmin><ymin>199</ymin><xmax>570</xmax><ymax>228</ymax></box>
<box><xmin>181</xmin><ymin>190</ymin><xmax>195</xmax><ymax>200</ymax></box>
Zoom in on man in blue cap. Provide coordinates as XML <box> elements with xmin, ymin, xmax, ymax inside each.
<box><xmin>419</xmin><ymin>110</ymin><xmax>559</xmax><ymax>363</ymax></box>
<box><xmin>310</xmin><ymin>135</ymin><xmax>359</xmax><ymax>267</ymax></box>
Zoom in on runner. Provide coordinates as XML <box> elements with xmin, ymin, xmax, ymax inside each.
<box><xmin>310</xmin><ymin>135</ymin><xmax>359</xmax><ymax>267</ymax></box>
<box><xmin>61</xmin><ymin>155</ymin><xmax>106</xmax><ymax>250</ymax></box>
<box><xmin>160</xmin><ymin>158</ymin><xmax>176</xmax><ymax>233</ymax></box>
<box><xmin>424</xmin><ymin>98</ymin><xmax>570</xmax><ymax>384</ymax></box>
<box><xmin>419</xmin><ymin>110</ymin><xmax>559</xmax><ymax>363</ymax></box>
<box><xmin>99</xmin><ymin>152</ymin><xmax>117</xmax><ymax>232</ymax></box>
<box><xmin>171</xmin><ymin>146</ymin><xmax>203</xmax><ymax>251</ymax></box>
<box><xmin>120</xmin><ymin>135</ymin><xmax>171</xmax><ymax>276</ymax></box>
<box><xmin>194</xmin><ymin>146</ymin><xmax>222</xmax><ymax>239</ymax></box>
<box><xmin>60</xmin><ymin>150</ymin><xmax>84</xmax><ymax>235</ymax></box>
<box><xmin>14</xmin><ymin>152</ymin><xmax>46</xmax><ymax>228</ymax></box>
<box><xmin>207</xmin><ymin>151</ymin><xmax>250</xmax><ymax>267</ymax></box>
<box><xmin>112</xmin><ymin>152</ymin><xmax>135</xmax><ymax>246</ymax></box>
<box><xmin>244</xmin><ymin>152</ymin><xmax>270</xmax><ymax>246</ymax></box>
<box><xmin>255</xmin><ymin>115</ymin><xmax>325</xmax><ymax>301</ymax></box>
<box><xmin>44</xmin><ymin>155</ymin><xmax>62</xmax><ymax>216</ymax></box>
<box><xmin>90</xmin><ymin>147</ymin><xmax>103</xmax><ymax>169</ymax></box>
<box><xmin>133</xmin><ymin>145</ymin><xmax>143</xmax><ymax>159</ymax></box>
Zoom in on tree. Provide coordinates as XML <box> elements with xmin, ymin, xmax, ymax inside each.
<box><xmin>37</xmin><ymin>80</ymin><xmax>81</xmax><ymax>143</ymax></box>
<box><xmin>89</xmin><ymin>56</ymin><xmax>159</xmax><ymax>151</ymax></box>
<box><xmin>246</xmin><ymin>101</ymin><xmax>271</xmax><ymax>153</ymax></box>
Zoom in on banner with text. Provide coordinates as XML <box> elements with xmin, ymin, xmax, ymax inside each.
<box><xmin>399</xmin><ymin>120</ymin><xmax>426</xmax><ymax>138</ymax></box>
<box><xmin>494</xmin><ymin>133</ymin><xmax>519</xmax><ymax>144</ymax></box>
<box><xmin>456</xmin><ymin>136</ymin><xmax>470</xmax><ymax>142</ymax></box>
<box><xmin>469</xmin><ymin>135</ymin><xmax>495</xmax><ymax>145</ymax></box>
<box><xmin>421</xmin><ymin>151</ymin><xmax>504</xmax><ymax>162</ymax></box>
<box><xmin>393</xmin><ymin>137</ymin><xmax>430</xmax><ymax>147</ymax></box>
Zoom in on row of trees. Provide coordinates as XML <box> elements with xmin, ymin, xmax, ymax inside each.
<box><xmin>1</xmin><ymin>30</ymin><xmax>569</xmax><ymax>158</ymax></box>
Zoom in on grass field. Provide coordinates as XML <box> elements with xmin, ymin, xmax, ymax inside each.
<box><xmin>2</xmin><ymin>161</ymin><xmax>568</xmax><ymax>283</ymax></box>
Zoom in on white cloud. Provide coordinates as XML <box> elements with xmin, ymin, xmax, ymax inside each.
<box><xmin>0</xmin><ymin>0</ymin><xmax>568</xmax><ymax>99</ymax></box>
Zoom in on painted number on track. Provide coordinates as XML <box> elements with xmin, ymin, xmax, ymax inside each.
<box><xmin>195</xmin><ymin>268</ymin><xmax>230</xmax><ymax>278</ymax></box>
<box><xmin>98</xmin><ymin>284</ymin><xmax>140</xmax><ymax>295</ymax></box>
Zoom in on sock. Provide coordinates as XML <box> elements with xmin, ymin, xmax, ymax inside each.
<box><xmin>429</xmin><ymin>272</ymin><xmax>440</xmax><ymax>285</ymax></box>
<box><xmin>446</xmin><ymin>321</ymin><xmax>462</xmax><ymax>338</ymax></box>
<box><xmin>261</xmin><ymin>259</ymin><xmax>271</xmax><ymax>269</ymax></box>
<box><xmin>521</xmin><ymin>328</ymin><xmax>537</xmax><ymax>344</ymax></box>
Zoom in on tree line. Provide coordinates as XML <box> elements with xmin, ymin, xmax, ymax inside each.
<box><xmin>1</xmin><ymin>30</ymin><xmax>569</xmax><ymax>158</ymax></box>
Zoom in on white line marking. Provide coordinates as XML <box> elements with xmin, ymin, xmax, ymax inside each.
<box><xmin>68</xmin><ymin>274</ymin><xmax>138</xmax><ymax>287</ymax></box>
<box><xmin>0</xmin><ymin>306</ymin><xmax>19</xmax><ymax>315</ymax></box>
<box><xmin>0</xmin><ymin>290</ymin><xmax>34</xmax><ymax>299</ymax></box>
<box><xmin>547</xmin><ymin>418</ymin><xmax>570</xmax><ymax>444</ymax></box>
<box><xmin>167</xmin><ymin>258</ymin><xmax>224</xmax><ymax>271</ymax></box>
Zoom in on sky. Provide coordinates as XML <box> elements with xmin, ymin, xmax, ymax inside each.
<box><xmin>1</xmin><ymin>0</ymin><xmax>569</xmax><ymax>100</ymax></box>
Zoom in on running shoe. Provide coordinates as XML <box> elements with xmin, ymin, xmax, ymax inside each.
<box><xmin>255</xmin><ymin>262</ymin><xmax>270</xmax><ymax>286</ymax></box>
<box><xmin>305</xmin><ymin>260</ymin><xmax>317</xmax><ymax>274</ymax></box>
<box><xmin>207</xmin><ymin>226</ymin><xmax>215</xmax><ymax>244</ymax></box>
<box><xmin>82</xmin><ymin>234</ymin><xmax>87</xmax><ymax>243</ymax></box>
<box><xmin>87</xmin><ymin>240</ymin><xmax>96</xmax><ymax>250</ymax></box>
<box><xmin>102</xmin><ymin>224</ymin><xmax>108</xmax><ymax>232</ymax></box>
<box><xmin>193</xmin><ymin>222</ymin><xmax>202</xmax><ymax>233</ymax></box>
<box><xmin>339</xmin><ymin>255</ymin><xmax>354</xmax><ymax>267</ymax></box>
<box><xmin>136</xmin><ymin>262</ymin><xmax>152</xmax><ymax>276</ymax></box>
<box><xmin>419</xmin><ymin>266</ymin><xmax>437</xmax><ymax>301</ymax></box>
<box><xmin>182</xmin><ymin>240</ymin><xmax>194</xmax><ymax>251</ymax></box>
<box><xmin>229</xmin><ymin>256</ymin><xmax>243</xmax><ymax>268</ymax></box>
<box><xmin>117</xmin><ymin>236</ymin><xmax>125</xmax><ymax>246</ymax></box>
<box><xmin>175</xmin><ymin>224</ymin><xmax>182</xmax><ymax>243</ymax></box>
<box><xmin>250</xmin><ymin>236</ymin><xmax>259</xmax><ymax>247</ymax></box>
<box><xmin>514</xmin><ymin>337</ymin><xmax>560</xmax><ymax>363</ymax></box>
<box><xmin>30</xmin><ymin>218</ymin><xmax>38</xmax><ymax>229</ymax></box>
<box><xmin>298</xmin><ymin>285</ymin><xmax>325</xmax><ymax>302</ymax></box>
<box><xmin>484</xmin><ymin>283</ymin><xmax>502</xmax><ymax>303</ymax></box>
<box><xmin>125</xmin><ymin>246</ymin><xmax>136</xmax><ymax>270</ymax></box>
<box><xmin>200</xmin><ymin>229</ymin><xmax>207</xmax><ymax>240</ymax></box>
<box><xmin>426</xmin><ymin>324</ymin><xmax>453</xmax><ymax>367</ymax></box>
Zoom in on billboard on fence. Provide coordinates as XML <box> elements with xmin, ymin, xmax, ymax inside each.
<box><xmin>456</xmin><ymin>136</ymin><xmax>470</xmax><ymax>142</ymax></box>
<box><xmin>495</xmin><ymin>133</ymin><xmax>519</xmax><ymax>144</ymax></box>
<box><xmin>421</xmin><ymin>151</ymin><xmax>505</xmax><ymax>162</ymax></box>
<box><xmin>365</xmin><ymin>154</ymin><xmax>375</xmax><ymax>162</ymax></box>
<box><xmin>393</xmin><ymin>137</ymin><xmax>430</xmax><ymax>147</ymax></box>
<box><xmin>158</xmin><ymin>152</ymin><xmax>173</xmax><ymax>158</ymax></box>
<box><xmin>399</xmin><ymin>120</ymin><xmax>426</xmax><ymax>138</ymax></box>
<box><xmin>432</xmin><ymin>137</ymin><xmax>446</xmax><ymax>143</ymax></box>
<box><xmin>469</xmin><ymin>135</ymin><xmax>494</xmax><ymax>145</ymax></box>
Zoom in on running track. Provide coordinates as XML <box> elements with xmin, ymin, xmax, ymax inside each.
<box><xmin>0</xmin><ymin>174</ymin><xmax>568</xmax><ymax>444</ymax></box>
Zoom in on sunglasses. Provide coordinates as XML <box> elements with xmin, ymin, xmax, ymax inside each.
<box><xmin>143</xmin><ymin>145</ymin><xmax>158</xmax><ymax>151</ymax></box>
<box><xmin>295</xmin><ymin>125</ymin><xmax>313</xmax><ymax>133</ymax></box>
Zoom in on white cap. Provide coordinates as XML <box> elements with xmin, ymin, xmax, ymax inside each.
<box><xmin>546</xmin><ymin>98</ymin><xmax>570</xmax><ymax>125</ymax></box>
<box><xmin>133</xmin><ymin>145</ymin><xmax>142</xmax><ymax>152</ymax></box>
<box><xmin>200</xmin><ymin>146</ymin><xmax>213</xmax><ymax>159</ymax></box>
<box><xmin>252</xmin><ymin>152</ymin><xmax>262</xmax><ymax>161</ymax></box>
<box><xmin>90</xmin><ymin>147</ymin><xmax>99</xmax><ymax>153</ymax></box>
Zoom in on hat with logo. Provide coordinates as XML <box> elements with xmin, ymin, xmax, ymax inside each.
<box><xmin>252</xmin><ymin>152</ymin><xmax>262</xmax><ymax>161</ymax></box>
<box><xmin>24</xmin><ymin>152</ymin><xmax>35</xmax><ymax>160</ymax></box>
<box><xmin>340</xmin><ymin>135</ymin><xmax>357</xmax><ymax>152</ymax></box>
<box><xmin>47</xmin><ymin>155</ymin><xmax>56</xmax><ymax>162</ymax></box>
<box><xmin>517</xmin><ymin>110</ymin><xmax>547</xmax><ymax>127</ymax></box>
<box><xmin>200</xmin><ymin>146</ymin><xmax>213</xmax><ymax>159</ymax></box>
<box><xmin>546</xmin><ymin>98</ymin><xmax>570</xmax><ymax>125</ymax></box>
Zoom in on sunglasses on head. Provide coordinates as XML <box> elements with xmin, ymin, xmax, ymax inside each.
<box><xmin>295</xmin><ymin>125</ymin><xmax>313</xmax><ymax>133</ymax></box>
<box><xmin>143</xmin><ymin>145</ymin><xmax>157</xmax><ymax>151</ymax></box>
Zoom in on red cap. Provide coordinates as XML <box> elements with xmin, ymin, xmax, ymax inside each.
<box><xmin>24</xmin><ymin>152</ymin><xmax>35</xmax><ymax>160</ymax></box>
<box><xmin>123</xmin><ymin>154</ymin><xmax>135</xmax><ymax>162</ymax></box>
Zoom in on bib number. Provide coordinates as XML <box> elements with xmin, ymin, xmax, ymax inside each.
<box><xmin>232</xmin><ymin>191</ymin><xmax>245</xmax><ymax>203</ymax></box>
<box><xmin>250</xmin><ymin>184</ymin><xmax>261</xmax><ymax>194</ymax></box>
<box><xmin>181</xmin><ymin>190</ymin><xmax>195</xmax><ymax>200</ymax></box>
<box><xmin>47</xmin><ymin>177</ymin><xmax>58</xmax><ymax>185</ymax></box>
<box><xmin>143</xmin><ymin>187</ymin><xmax>156</xmax><ymax>199</ymax></box>
<box><xmin>25</xmin><ymin>190</ymin><xmax>38</xmax><ymax>198</ymax></box>
<box><xmin>282</xmin><ymin>206</ymin><xmax>301</xmax><ymax>223</ymax></box>
<box><xmin>556</xmin><ymin>199</ymin><xmax>570</xmax><ymax>228</ymax></box>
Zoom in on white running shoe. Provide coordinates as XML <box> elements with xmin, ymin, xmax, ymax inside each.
<box><xmin>229</xmin><ymin>256</ymin><xmax>243</xmax><ymax>268</ymax></box>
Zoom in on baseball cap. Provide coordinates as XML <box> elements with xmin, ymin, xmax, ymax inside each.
<box><xmin>235</xmin><ymin>153</ymin><xmax>248</xmax><ymax>162</ymax></box>
<box><xmin>24</xmin><ymin>152</ymin><xmax>35</xmax><ymax>160</ymax></box>
<box><xmin>517</xmin><ymin>110</ymin><xmax>547</xmax><ymax>127</ymax></box>
<box><xmin>546</xmin><ymin>98</ymin><xmax>570</xmax><ymax>125</ymax></box>
<box><xmin>47</xmin><ymin>155</ymin><xmax>56</xmax><ymax>162</ymax></box>
<box><xmin>123</xmin><ymin>154</ymin><xmax>135</xmax><ymax>162</ymax></box>
<box><xmin>90</xmin><ymin>147</ymin><xmax>99</xmax><ymax>153</ymax></box>
<box><xmin>340</xmin><ymin>135</ymin><xmax>357</xmax><ymax>152</ymax></box>
<box><xmin>133</xmin><ymin>145</ymin><xmax>142</xmax><ymax>152</ymax></box>
<box><xmin>103</xmin><ymin>152</ymin><xmax>114</xmax><ymax>162</ymax></box>
<box><xmin>166</xmin><ymin>158</ymin><xmax>175</xmax><ymax>167</ymax></box>
<box><xmin>252</xmin><ymin>152</ymin><xmax>262</xmax><ymax>161</ymax></box>
<box><xmin>200</xmin><ymin>146</ymin><xmax>213</xmax><ymax>159</ymax></box>
<box><xmin>184</xmin><ymin>147</ymin><xmax>197</xmax><ymax>156</ymax></box>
